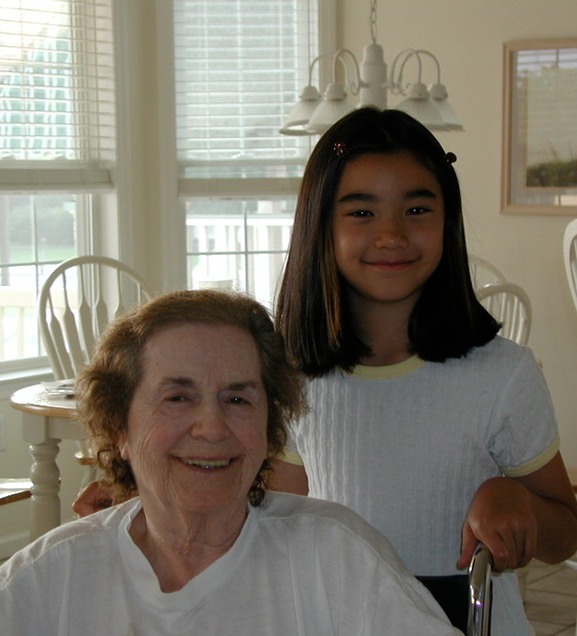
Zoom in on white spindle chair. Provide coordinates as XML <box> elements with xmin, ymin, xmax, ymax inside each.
<box><xmin>476</xmin><ymin>282</ymin><xmax>532</xmax><ymax>346</ymax></box>
<box><xmin>563</xmin><ymin>218</ymin><xmax>577</xmax><ymax>314</ymax></box>
<box><xmin>37</xmin><ymin>256</ymin><xmax>153</xmax><ymax>380</ymax></box>
<box><xmin>468</xmin><ymin>254</ymin><xmax>507</xmax><ymax>291</ymax></box>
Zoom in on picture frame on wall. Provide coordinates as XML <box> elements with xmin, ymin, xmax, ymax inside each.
<box><xmin>502</xmin><ymin>38</ymin><xmax>577</xmax><ymax>216</ymax></box>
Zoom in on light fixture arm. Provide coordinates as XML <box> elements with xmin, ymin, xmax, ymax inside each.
<box><xmin>306</xmin><ymin>51</ymin><xmax>339</xmax><ymax>86</ymax></box>
<box><xmin>390</xmin><ymin>48</ymin><xmax>422</xmax><ymax>94</ymax></box>
<box><xmin>330</xmin><ymin>48</ymin><xmax>362</xmax><ymax>95</ymax></box>
<box><xmin>414</xmin><ymin>49</ymin><xmax>452</xmax><ymax>103</ymax></box>
<box><xmin>414</xmin><ymin>49</ymin><xmax>443</xmax><ymax>84</ymax></box>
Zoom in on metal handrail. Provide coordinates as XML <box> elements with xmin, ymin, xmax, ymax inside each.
<box><xmin>467</xmin><ymin>544</ymin><xmax>493</xmax><ymax>636</ymax></box>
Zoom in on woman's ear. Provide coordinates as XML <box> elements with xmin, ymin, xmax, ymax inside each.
<box><xmin>117</xmin><ymin>431</ymin><xmax>129</xmax><ymax>461</ymax></box>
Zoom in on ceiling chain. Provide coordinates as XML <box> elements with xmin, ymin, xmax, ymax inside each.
<box><xmin>370</xmin><ymin>0</ymin><xmax>378</xmax><ymax>44</ymax></box>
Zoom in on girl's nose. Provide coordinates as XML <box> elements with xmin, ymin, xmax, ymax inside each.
<box><xmin>374</xmin><ymin>219</ymin><xmax>409</xmax><ymax>249</ymax></box>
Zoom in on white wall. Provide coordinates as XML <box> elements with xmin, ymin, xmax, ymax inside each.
<box><xmin>337</xmin><ymin>0</ymin><xmax>577</xmax><ymax>467</ymax></box>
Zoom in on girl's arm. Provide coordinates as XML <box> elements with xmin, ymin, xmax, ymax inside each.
<box><xmin>268</xmin><ymin>459</ymin><xmax>309</xmax><ymax>495</ymax></box>
<box><xmin>458</xmin><ymin>452</ymin><xmax>577</xmax><ymax>572</ymax></box>
<box><xmin>73</xmin><ymin>480</ymin><xmax>114</xmax><ymax>516</ymax></box>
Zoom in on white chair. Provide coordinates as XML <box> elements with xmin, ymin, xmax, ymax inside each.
<box><xmin>468</xmin><ymin>254</ymin><xmax>507</xmax><ymax>291</ymax></box>
<box><xmin>37</xmin><ymin>256</ymin><xmax>153</xmax><ymax>380</ymax></box>
<box><xmin>476</xmin><ymin>282</ymin><xmax>532</xmax><ymax>346</ymax></box>
<box><xmin>37</xmin><ymin>256</ymin><xmax>153</xmax><ymax>480</ymax></box>
<box><xmin>563</xmin><ymin>218</ymin><xmax>577</xmax><ymax>314</ymax></box>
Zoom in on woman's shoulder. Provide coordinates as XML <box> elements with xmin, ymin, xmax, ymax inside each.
<box><xmin>0</xmin><ymin>499</ymin><xmax>137</xmax><ymax>585</ymax></box>
<box><xmin>258</xmin><ymin>492</ymin><xmax>402</xmax><ymax>559</ymax></box>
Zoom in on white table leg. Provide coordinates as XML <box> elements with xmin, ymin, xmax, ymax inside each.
<box><xmin>28</xmin><ymin>440</ymin><xmax>61</xmax><ymax>540</ymax></box>
<box><xmin>10</xmin><ymin>387</ymin><xmax>84</xmax><ymax>543</ymax></box>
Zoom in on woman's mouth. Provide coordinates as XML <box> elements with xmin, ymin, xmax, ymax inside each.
<box><xmin>178</xmin><ymin>458</ymin><xmax>232</xmax><ymax>470</ymax></box>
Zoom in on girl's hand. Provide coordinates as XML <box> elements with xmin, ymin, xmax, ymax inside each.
<box><xmin>457</xmin><ymin>477</ymin><xmax>537</xmax><ymax>572</ymax></box>
<box><xmin>458</xmin><ymin>453</ymin><xmax>577</xmax><ymax>572</ymax></box>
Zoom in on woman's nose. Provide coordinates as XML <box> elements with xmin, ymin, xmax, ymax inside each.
<box><xmin>188</xmin><ymin>403</ymin><xmax>231</xmax><ymax>442</ymax></box>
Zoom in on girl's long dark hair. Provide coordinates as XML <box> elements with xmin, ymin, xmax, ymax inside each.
<box><xmin>275</xmin><ymin>108</ymin><xmax>499</xmax><ymax>376</ymax></box>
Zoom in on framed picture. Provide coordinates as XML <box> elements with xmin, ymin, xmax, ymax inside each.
<box><xmin>502</xmin><ymin>38</ymin><xmax>577</xmax><ymax>215</ymax></box>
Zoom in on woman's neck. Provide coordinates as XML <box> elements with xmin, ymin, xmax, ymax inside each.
<box><xmin>129</xmin><ymin>504</ymin><xmax>247</xmax><ymax>592</ymax></box>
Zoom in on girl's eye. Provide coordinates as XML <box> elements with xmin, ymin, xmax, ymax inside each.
<box><xmin>349</xmin><ymin>209</ymin><xmax>374</xmax><ymax>218</ymax></box>
<box><xmin>406</xmin><ymin>206</ymin><xmax>431</xmax><ymax>216</ymax></box>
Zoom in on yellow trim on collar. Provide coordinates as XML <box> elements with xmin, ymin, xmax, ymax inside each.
<box><xmin>351</xmin><ymin>355</ymin><xmax>425</xmax><ymax>380</ymax></box>
<box><xmin>278</xmin><ymin>450</ymin><xmax>305</xmax><ymax>466</ymax></box>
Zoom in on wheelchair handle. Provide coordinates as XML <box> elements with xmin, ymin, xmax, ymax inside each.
<box><xmin>466</xmin><ymin>544</ymin><xmax>493</xmax><ymax>636</ymax></box>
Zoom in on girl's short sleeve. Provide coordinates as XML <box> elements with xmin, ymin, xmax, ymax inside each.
<box><xmin>487</xmin><ymin>348</ymin><xmax>560</xmax><ymax>477</ymax></box>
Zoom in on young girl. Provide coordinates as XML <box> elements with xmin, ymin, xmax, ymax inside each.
<box><xmin>271</xmin><ymin>108</ymin><xmax>577</xmax><ymax>635</ymax></box>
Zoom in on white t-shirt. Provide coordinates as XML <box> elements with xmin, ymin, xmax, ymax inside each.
<box><xmin>0</xmin><ymin>492</ymin><xmax>461</xmax><ymax>636</ymax></box>
<box><xmin>284</xmin><ymin>337</ymin><xmax>558</xmax><ymax>636</ymax></box>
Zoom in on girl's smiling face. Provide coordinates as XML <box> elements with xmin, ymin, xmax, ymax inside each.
<box><xmin>331</xmin><ymin>151</ymin><xmax>445</xmax><ymax>312</ymax></box>
<box><xmin>118</xmin><ymin>322</ymin><xmax>268</xmax><ymax>525</ymax></box>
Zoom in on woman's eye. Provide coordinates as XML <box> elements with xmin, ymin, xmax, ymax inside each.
<box><xmin>167</xmin><ymin>394</ymin><xmax>188</xmax><ymax>403</ymax></box>
<box><xmin>228</xmin><ymin>395</ymin><xmax>249</xmax><ymax>405</ymax></box>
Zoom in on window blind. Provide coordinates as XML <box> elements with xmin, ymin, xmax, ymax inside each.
<box><xmin>516</xmin><ymin>47</ymin><xmax>577</xmax><ymax>168</ymax></box>
<box><xmin>173</xmin><ymin>0</ymin><xmax>318</xmax><ymax>179</ymax></box>
<box><xmin>0</xmin><ymin>0</ymin><xmax>115</xmax><ymax>189</ymax></box>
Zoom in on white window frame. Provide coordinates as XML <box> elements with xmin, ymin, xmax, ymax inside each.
<box><xmin>166</xmin><ymin>0</ymin><xmax>335</xmax><ymax>304</ymax></box>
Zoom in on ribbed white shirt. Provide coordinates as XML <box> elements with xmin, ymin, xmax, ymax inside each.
<box><xmin>285</xmin><ymin>337</ymin><xmax>557</xmax><ymax>635</ymax></box>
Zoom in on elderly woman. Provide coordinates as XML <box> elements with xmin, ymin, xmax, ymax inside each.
<box><xmin>0</xmin><ymin>290</ymin><xmax>461</xmax><ymax>635</ymax></box>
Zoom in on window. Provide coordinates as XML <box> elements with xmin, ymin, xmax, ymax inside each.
<box><xmin>0</xmin><ymin>0</ymin><xmax>326</xmax><ymax>371</ymax></box>
<box><xmin>173</xmin><ymin>0</ymin><xmax>322</xmax><ymax>309</ymax></box>
<box><xmin>0</xmin><ymin>0</ymin><xmax>115</xmax><ymax>368</ymax></box>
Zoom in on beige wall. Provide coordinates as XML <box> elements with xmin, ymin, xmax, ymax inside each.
<box><xmin>337</xmin><ymin>0</ymin><xmax>577</xmax><ymax>467</ymax></box>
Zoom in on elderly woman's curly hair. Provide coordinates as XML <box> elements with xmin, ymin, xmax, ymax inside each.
<box><xmin>75</xmin><ymin>289</ymin><xmax>307</xmax><ymax>506</ymax></box>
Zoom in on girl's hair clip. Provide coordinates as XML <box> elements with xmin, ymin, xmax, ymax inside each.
<box><xmin>446</xmin><ymin>151</ymin><xmax>457</xmax><ymax>164</ymax></box>
<box><xmin>333</xmin><ymin>142</ymin><xmax>347</xmax><ymax>158</ymax></box>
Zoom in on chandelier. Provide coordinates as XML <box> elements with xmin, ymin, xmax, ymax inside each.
<box><xmin>279</xmin><ymin>0</ymin><xmax>463</xmax><ymax>135</ymax></box>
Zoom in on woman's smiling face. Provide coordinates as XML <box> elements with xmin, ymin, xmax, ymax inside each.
<box><xmin>118</xmin><ymin>322</ymin><xmax>269</xmax><ymax>523</ymax></box>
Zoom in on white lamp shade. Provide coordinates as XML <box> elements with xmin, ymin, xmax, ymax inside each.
<box><xmin>395</xmin><ymin>82</ymin><xmax>446</xmax><ymax>130</ymax></box>
<box><xmin>429</xmin><ymin>83</ymin><xmax>463</xmax><ymax>130</ymax></box>
<box><xmin>433</xmin><ymin>98</ymin><xmax>463</xmax><ymax>130</ymax></box>
<box><xmin>305</xmin><ymin>83</ymin><xmax>356</xmax><ymax>134</ymax></box>
<box><xmin>279</xmin><ymin>85</ymin><xmax>322</xmax><ymax>135</ymax></box>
